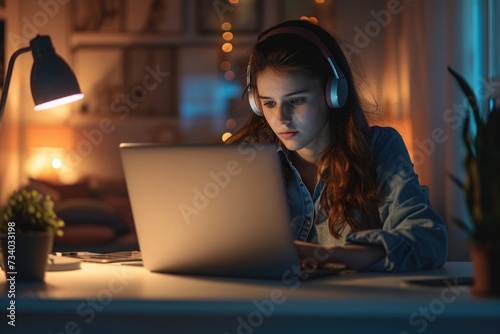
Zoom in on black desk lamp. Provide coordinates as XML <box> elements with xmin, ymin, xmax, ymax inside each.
<box><xmin>0</xmin><ymin>35</ymin><xmax>83</xmax><ymax>126</ymax></box>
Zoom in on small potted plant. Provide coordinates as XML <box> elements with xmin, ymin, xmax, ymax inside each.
<box><xmin>448</xmin><ymin>66</ymin><xmax>500</xmax><ymax>296</ymax></box>
<box><xmin>0</xmin><ymin>188</ymin><xmax>64</xmax><ymax>281</ymax></box>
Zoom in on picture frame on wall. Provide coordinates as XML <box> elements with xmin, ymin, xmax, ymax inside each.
<box><xmin>72</xmin><ymin>46</ymin><xmax>177</xmax><ymax>118</ymax></box>
<box><xmin>72</xmin><ymin>0</ymin><xmax>125</xmax><ymax>32</ymax></box>
<box><xmin>72</xmin><ymin>0</ymin><xmax>184</xmax><ymax>34</ymax></box>
<box><xmin>195</xmin><ymin>0</ymin><xmax>261</xmax><ymax>34</ymax></box>
<box><xmin>73</xmin><ymin>46</ymin><xmax>125</xmax><ymax>116</ymax></box>
<box><xmin>124</xmin><ymin>0</ymin><xmax>183</xmax><ymax>34</ymax></box>
<box><xmin>124</xmin><ymin>46</ymin><xmax>178</xmax><ymax>117</ymax></box>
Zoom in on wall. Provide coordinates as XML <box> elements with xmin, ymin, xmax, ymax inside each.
<box><xmin>0</xmin><ymin>0</ymin><xmax>22</xmax><ymax>203</ymax></box>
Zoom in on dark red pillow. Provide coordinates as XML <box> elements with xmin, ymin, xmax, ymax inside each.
<box><xmin>56</xmin><ymin>225</ymin><xmax>116</xmax><ymax>245</ymax></box>
<box><xmin>28</xmin><ymin>178</ymin><xmax>92</xmax><ymax>200</ymax></box>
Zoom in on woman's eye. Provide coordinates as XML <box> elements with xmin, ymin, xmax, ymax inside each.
<box><xmin>291</xmin><ymin>98</ymin><xmax>306</xmax><ymax>105</ymax></box>
<box><xmin>262</xmin><ymin>101</ymin><xmax>276</xmax><ymax>108</ymax></box>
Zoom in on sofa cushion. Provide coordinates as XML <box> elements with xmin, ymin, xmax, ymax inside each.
<box><xmin>28</xmin><ymin>177</ymin><xmax>92</xmax><ymax>201</ymax></box>
<box><xmin>55</xmin><ymin>225</ymin><xmax>116</xmax><ymax>245</ymax></box>
<box><xmin>89</xmin><ymin>177</ymin><xmax>129</xmax><ymax>198</ymax></box>
<box><xmin>55</xmin><ymin>198</ymin><xmax>128</xmax><ymax>235</ymax></box>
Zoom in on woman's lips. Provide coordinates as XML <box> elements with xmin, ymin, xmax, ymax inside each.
<box><xmin>279</xmin><ymin>131</ymin><xmax>298</xmax><ymax>139</ymax></box>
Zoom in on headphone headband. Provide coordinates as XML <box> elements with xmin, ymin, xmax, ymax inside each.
<box><xmin>257</xmin><ymin>27</ymin><xmax>341</xmax><ymax>78</ymax></box>
<box><xmin>247</xmin><ymin>24</ymin><xmax>348</xmax><ymax>115</ymax></box>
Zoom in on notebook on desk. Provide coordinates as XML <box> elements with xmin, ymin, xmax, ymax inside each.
<box><xmin>119</xmin><ymin>143</ymin><xmax>344</xmax><ymax>280</ymax></box>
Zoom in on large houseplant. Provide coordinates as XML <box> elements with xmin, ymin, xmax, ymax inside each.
<box><xmin>448</xmin><ymin>66</ymin><xmax>500</xmax><ymax>296</ymax></box>
<box><xmin>0</xmin><ymin>189</ymin><xmax>64</xmax><ymax>281</ymax></box>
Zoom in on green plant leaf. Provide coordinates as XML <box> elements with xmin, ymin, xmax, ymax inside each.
<box><xmin>462</xmin><ymin>112</ymin><xmax>474</xmax><ymax>156</ymax></box>
<box><xmin>0</xmin><ymin>188</ymin><xmax>64</xmax><ymax>236</ymax></box>
<box><xmin>447</xmin><ymin>66</ymin><xmax>485</xmax><ymax>134</ymax></box>
<box><xmin>468</xmin><ymin>157</ymin><xmax>483</xmax><ymax>223</ymax></box>
<box><xmin>447</xmin><ymin>67</ymin><xmax>500</xmax><ymax>239</ymax></box>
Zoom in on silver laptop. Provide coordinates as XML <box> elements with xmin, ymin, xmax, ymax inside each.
<box><xmin>120</xmin><ymin>143</ymin><xmax>343</xmax><ymax>280</ymax></box>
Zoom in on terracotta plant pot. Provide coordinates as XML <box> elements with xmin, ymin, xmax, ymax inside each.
<box><xmin>0</xmin><ymin>232</ymin><xmax>54</xmax><ymax>282</ymax></box>
<box><xmin>469</xmin><ymin>242</ymin><xmax>500</xmax><ymax>297</ymax></box>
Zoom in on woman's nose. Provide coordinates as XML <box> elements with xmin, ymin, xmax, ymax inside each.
<box><xmin>276</xmin><ymin>103</ymin><xmax>292</xmax><ymax>123</ymax></box>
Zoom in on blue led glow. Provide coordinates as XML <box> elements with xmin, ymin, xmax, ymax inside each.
<box><xmin>180</xmin><ymin>75</ymin><xmax>242</xmax><ymax>119</ymax></box>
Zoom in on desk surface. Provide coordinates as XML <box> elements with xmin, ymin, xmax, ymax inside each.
<box><xmin>1</xmin><ymin>262</ymin><xmax>499</xmax><ymax>333</ymax></box>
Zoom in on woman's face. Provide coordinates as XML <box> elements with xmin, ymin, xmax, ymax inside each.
<box><xmin>256</xmin><ymin>68</ymin><xmax>331</xmax><ymax>159</ymax></box>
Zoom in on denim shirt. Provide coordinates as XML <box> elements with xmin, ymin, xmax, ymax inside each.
<box><xmin>278</xmin><ymin>126</ymin><xmax>448</xmax><ymax>272</ymax></box>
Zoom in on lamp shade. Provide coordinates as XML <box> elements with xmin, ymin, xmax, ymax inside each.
<box><xmin>29</xmin><ymin>35</ymin><xmax>83</xmax><ymax>110</ymax></box>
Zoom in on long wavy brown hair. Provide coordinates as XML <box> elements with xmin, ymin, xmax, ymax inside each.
<box><xmin>226</xmin><ymin>20</ymin><xmax>382</xmax><ymax>238</ymax></box>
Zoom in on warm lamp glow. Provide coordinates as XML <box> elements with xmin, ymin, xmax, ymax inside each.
<box><xmin>27</xmin><ymin>146</ymin><xmax>79</xmax><ymax>183</ymax></box>
<box><xmin>26</xmin><ymin>125</ymin><xmax>74</xmax><ymax>148</ymax></box>
<box><xmin>221</xmin><ymin>22</ymin><xmax>232</xmax><ymax>31</ymax></box>
<box><xmin>52</xmin><ymin>158</ymin><xmax>62</xmax><ymax>169</ymax></box>
<box><xmin>34</xmin><ymin>93</ymin><xmax>84</xmax><ymax>111</ymax></box>
<box><xmin>0</xmin><ymin>35</ymin><xmax>83</xmax><ymax>129</ymax></box>
<box><xmin>27</xmin><ymin>147</ymin><xmax>65</xmax><ymax>181</ymax></box>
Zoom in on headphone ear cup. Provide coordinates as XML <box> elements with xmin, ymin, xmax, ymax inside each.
<box><xmin>326</xmin><ymin>76</ymin><xmax>348</xmax><ymax>108</ymax></box>
<box><xmin>248</xmin><ymin>87</ymin><xmax>263</xmax><ymax>116</ymax></box>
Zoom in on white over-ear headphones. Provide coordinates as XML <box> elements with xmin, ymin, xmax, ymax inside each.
<box><xmin>247</xmin><ymin>25</ymin><xmax>348</xmax><ymax>116</ymax></box>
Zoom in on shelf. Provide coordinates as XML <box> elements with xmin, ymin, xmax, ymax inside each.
<box><xmin>70</xmin><ymin>33</ymin><xmax>257</xmax><ymax>48</ymax></box>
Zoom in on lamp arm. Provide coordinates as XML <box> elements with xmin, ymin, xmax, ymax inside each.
<box><xmin>0</xmin><ymin>46</ymin><xmax>32</xmax><ymax>124</ymax></box>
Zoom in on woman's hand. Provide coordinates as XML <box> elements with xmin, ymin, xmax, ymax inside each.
<box><xmin>294</xmin><ymin>240</ymin><xmax>336</xmax><ymax>269</ymax></box>
<box><xmin>294</xmin><ymin>240</ymin><xmax>386</xmax><ymax>271</ymax></box>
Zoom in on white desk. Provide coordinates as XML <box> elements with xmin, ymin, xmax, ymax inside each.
<box><xmin>1</xmin><ymin>262</ymin><xmax>499</xmax><ymax>333</ymax></box>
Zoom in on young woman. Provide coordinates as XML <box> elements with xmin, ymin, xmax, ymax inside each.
<box><xmin>226</xmin><ymin>20</ymin><xmax>448</xmax><ymax>272</ymax></box>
